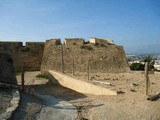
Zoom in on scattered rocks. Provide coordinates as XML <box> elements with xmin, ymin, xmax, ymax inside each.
<box><xmin>130</xmin><ymin>89</ymin><xmax>136</xmax><ymax>92</ymax></box>
<box><xmin>117</xmin><ymin>91</ymin><xmax>125</xmax><ymax>94</ymax></box>
<box><xmin>132</xmin><ymin>83</ymin><xmax>139</xmax><ymax>87</ymax></box>
<box><xmin>90</xmin><ymin>76</ymin><xmax>96</xmax><ymax>80</ymax></box>
<box><xmin>103</xmin><ymin>78</ymin><xmax>110</xmax><ymax>80</ymax></box>
<box><xmin>112</xmin><ymin>77</ymin><xmax>118</xmax><ymax>81</ymax></box>
<box><xmin>147</xmin><ymin>93</ymin><xmax>160</xmax><ymax>101</ymax></box>
<box><xmin>95</xmin><ymin>75</ymin><xmax>100</xmax><ymax>77</ymax></box>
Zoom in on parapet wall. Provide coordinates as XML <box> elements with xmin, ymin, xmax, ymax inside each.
<box><xmin>64</xmin><ymin>38</ymin><xmax>84</xmax><ymax>45</ymax></box>
<box><xmin>0</xmin><ymin>41</ymin><xmax>45</xmax><ymax>70</ymax></box>
<box><xmin>41</xmin><ymin>38</ymin><xmax>130</xmax><ymax>73</ymax></box>
<box><xmin>88</xmin><ymin>38</ymin><xmax>114</xmax><ymax>45</ymax></box>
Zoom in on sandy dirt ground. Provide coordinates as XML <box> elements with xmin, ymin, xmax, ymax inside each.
<box><xmin>14</xmin><ymin>71</ymin><xmax>160</xmax><ymax>120</ymax></box>
<box><xmin>72</xmin><ymin>71</ymin><xmax>160</xmax><ymax>120</ymax></box>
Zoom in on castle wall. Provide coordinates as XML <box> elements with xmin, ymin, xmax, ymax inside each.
<box><xmin>0</xmin><ymin>41</ymin><xmax>45</xmax><ymax>70</ymax></box>
<box><xmin>41</xmin><ymin>38</ymin><xmax>130</xmax><ymax>74</ymax></box>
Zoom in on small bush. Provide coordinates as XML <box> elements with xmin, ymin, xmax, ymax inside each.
<box><xmin>80</xmin><ymin>45</ymin><xmax>93</xmax><ymax>51</ymax></box>
<box><xmin>99</xmin><ymin>43</ymin><xmax>106</xmax><ymax>47</ymax></box>
<box><xmin>26</xmin><ymin>68</ymin><xmax>39</xmax><ymax>71</ymax></box>
<box><xmin>15</xmin><ymin>70</ymin><xmax>22</xmax><ymax>75</ymax></box>
<box><xmin>72</xmin><ymin>42</ymin><xmax>76</xmax><ymax>45</ymax></box>
<box><xmin>130</xmin><ymin>63</ymin><xmax>144</xmax><ymax>71</ymax></box>
<box><xmin>36</xmin><ymin>74</ymin><xmax>49</xmax><ymax>79</ymax></box>
<box><xmin>16</xmin><ymin>68</ymin><xmax>39</xmax><ymax>73</ymax></box>
<box><xmin>94</xmin><ymin>43</ymin><xmax>106</xmax><ymax>47</ymax></box>
<box><xmin>22</xmin><ymin>47</ymin><xmax>30</xmax><ymax>52</ymax></box>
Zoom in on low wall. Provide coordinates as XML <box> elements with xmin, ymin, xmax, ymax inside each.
<box><xmin>48</xmin><ymin>70</ymin><xmax>117</xmax><ymax>96</ymax></box>
<box><xmin>0</xmin><ymin>42</ymin><xmax>45</xmax><ymax>70</ymax></box>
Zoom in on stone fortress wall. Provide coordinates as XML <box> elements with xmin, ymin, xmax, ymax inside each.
<box><xmin>0</xmin><ymin>38</ymin><xmax>129</xmax><ymax>73</ymax></box>
<box><xmin>41</xmin><ymin>38</ymin><xmax>130</xmax><ymax>74</ymax></box>
<box><xmin>0</xmin><ymin>41</ymin><xmax>45</xmax><ymax>70</ymax></box>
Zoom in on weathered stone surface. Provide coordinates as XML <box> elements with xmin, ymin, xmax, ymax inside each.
<box><xmin>0</xmin><ymin>38</ymin><xmax>129</xmax><ymax>73</ymax></box>
<box><xmin>0</xmin><ymin>53</ymin><xmax>17</xmax><ymax>85</ymax></box>
<box><xmin>88</xmin><ymin>38</ymin><xmax>109</xmax><ymax>45</ymax></box>
<box><xmin>0</xmin><ymin>42</ymin><xmax>45</xmax><ymax>70</ymax></box>
<box><xmin>41</xmin><ymin>38</ymin><xmax>129</xmax><ymax>73</ymax></box>
<box><xmin>64</xmin><ymin>38</ymin><xmax>84</xmax><ymax>45</ymax></box>
<box><xmin>46</xmin><ymin>39</ymin><xmax>61</xmax><ymax>45</ymax></box>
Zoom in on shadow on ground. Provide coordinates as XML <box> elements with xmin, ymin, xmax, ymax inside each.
<box><xmin>11</xmin><ymin>81</ymin><xmax>89</xmax><ymax>120</ymax></box>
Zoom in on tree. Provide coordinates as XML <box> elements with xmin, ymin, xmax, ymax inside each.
<box><xmin>144</xmin><ymin>55</ymin><xmax>152</xmax><ymax>62</ymax></box>
<box><xmin>144</xmin><ymin>55</ymin><xmax>154</xmax><ymax>70</ymax></box>
<box><xmin>130</xmin><ymin>63</ymin><xmax>144</xmax><ymax>71</ymax></box>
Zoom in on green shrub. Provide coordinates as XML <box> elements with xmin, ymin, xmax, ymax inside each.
<box><xmin>21</xmin><ymin>47</ymin><xmax>30</xmax><ymax>52</ymax></box>
<box><xmin>15</xmin><ymin>70</ymin><xmax>22</xmax><ymax>75</ymax></box>
<box><xmin>72</xmin><ymin>42</ymin><xmax>76</xmax><ymax>45</ymax></box>
<box><xmin>80</xmin><ymin>45</ymin><xmax>93</xmax><ymax>51</ymax></box>
<box><xmin>144</xmin><ymin>55</ymin><xmax>152</xmax><ymax>62</ymax></box>
<box><xmin>94</xmin><ymin>43</ymin><xmax>106</xmax><ymax>47</ymax></box>
<box><xmin>130</xmin><ymin>63</ymin><xmax>144</xmax><ymax>71</ymax></box>
<box><xmin>36</xmin><ymin>74</ymin><xmax>49</xmax><ymax>79</ymax></box>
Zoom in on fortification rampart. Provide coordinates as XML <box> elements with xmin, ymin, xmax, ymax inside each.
<box><xmin>41</xmin><ymin>38</ymin><xmax>129</xmax><ymax>74</ymax></box>
<box><xmin>0</xmin><ymin>41</ymin><xmax>45</xmax><ymax>70</ymax></box>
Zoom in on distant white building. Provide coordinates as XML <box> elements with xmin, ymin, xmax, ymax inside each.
<box><xmin>154</xmin><ymin>60</ymin><xmax>160</xmax><ymax>70</ymax></box>
<box><xmin>154</xmin><ymin>65</ymin><xmax>160</xmax><ymax>70</ymax></box>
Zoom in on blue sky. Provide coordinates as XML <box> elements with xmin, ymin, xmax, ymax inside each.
<box><xmin>0</xmin><ymin>0</ymin><xmax>160</xmax><ymax>53</ymax></box>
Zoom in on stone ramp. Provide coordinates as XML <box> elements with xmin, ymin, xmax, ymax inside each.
<box><xmin>48</xmin><ymin>70</ymin><xmax>117</xmax><ymax>96</ymax></box>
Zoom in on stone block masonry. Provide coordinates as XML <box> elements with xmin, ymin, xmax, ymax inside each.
<box><xmin>64</xmin><ymin>38</ymin><xmax>84</xmax><ymax>45</ymax></box>
<box><xmin>0</xmin><ymin>37</ymin><xmax>129</xmax><ymax>73</ymax></box>
<box><xmin>41</xmin><ymin>38</ymin><xmax>130</xmax><ymax>74</ymax></box>
<box><xmin>0</xmin><ymin>42</ymin><xmax>45</xmax><ymax>71</ymax></box>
